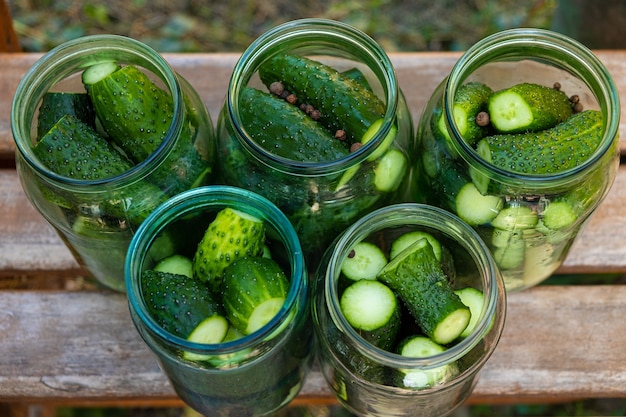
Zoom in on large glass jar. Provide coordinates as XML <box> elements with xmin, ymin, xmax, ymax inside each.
<box><xmin>413</xmin><ymin>28</ymin><xmax>620</xmax><ymax>291</ymax></box>
<box><xmin>312</xmin><ymin>203</ymin><xmax>506</xmax><ymax>417</ymax></box>
<box><xmin>125</xmin><ymin>186</ymin><xmax>312</xmax><ymax>417</ymax></box>
<box><xmin>12</xmin><ymin>35</ymin><xmax>216</xmax><ymax>291</ymax></box>
<box><xmin>216</xmin><ymin>18</ymin><xmax>414</xmax><ymax>268</ymax></box>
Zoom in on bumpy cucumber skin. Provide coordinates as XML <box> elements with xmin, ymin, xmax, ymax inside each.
<box><xmin>85</xmin><ymin>65</ymin><xmax>210</xmax><ymax>195</ymax></box>
<box><xmin>141</xmin><ymin>269</ymin><xmax>223</xmax><ymax>338</ymax></box>
<box><xmin>35</xmin><ymin>114</ymin><xmax>132</xmax><ymax>180</ymax></box>
<box><xmin>221</xmin><ymin>256</ymin><xmax>289</xmax><ymax>335</ymax></box>
<box><xmin>377</xmin><ymin>239</ymin><xmax>470</xmax><ymax>345</ymax></box>
<box><xmin>240</xmin><ymin>87</ymin><xmax>350</xmax><ymax>162</ymax></box>
<box><xmin>258</xmin><ymin>53</ymin><xmax>385</xmax><ymax>143</ymax></box>
<box><xmin>37</xmin><ymin>92</ymin><xmax>96</xmax><ymax>140</ymax></box>
<box><xmin>480</xmin><ymin>110</ymin><xmax>603</xmax><ymax>175</ymax></box>
<box><xmin>192</xmin><ymin>207</ymin><xmax>266</xmax><ymax>292</ymax></box>
<box><xmin>488</xmin><ymin>82</ymin><xmax>573</xmax><ymax>134</ymax></box>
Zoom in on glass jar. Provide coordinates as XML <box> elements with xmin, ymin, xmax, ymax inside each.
<box><xmin>312</xmin><ymin>203</ymin><xmax>506</xmax><ymax>417</ymax></box>
<box><xmin>413</xmin><ymin>28</ymin><xmax>620</xmax><ymax>291</ymax></box>
<box><xmin>216</xmin><ymin>18</ymin><xmax>414</xmax><ymax>268</ymax></box>
<box><xmin>125</xmin><ymin>186</ymin><xmax>312</xmax><ymax>417</ymax></box>
<box><xmin>12</xmin><ymin>35</ymin><xmax>216</xmax><ymax>291</ymax></box>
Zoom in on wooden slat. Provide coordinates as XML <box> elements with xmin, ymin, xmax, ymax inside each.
<box><xmin>2</xmin><ymin>51</ymin><xmax>626</xmax><ymax>163</ymax></box>
<box><xmin>2</xmin><ymin>163</ymin><xmax>625</xmax><ymax>280</ymax></box>
<box><xmin>0</xmin><ymin>286</ymin><xmax>625</xmax><ymax>405</ymax></box>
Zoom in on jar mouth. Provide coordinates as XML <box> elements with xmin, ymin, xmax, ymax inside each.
<box><xmin>11</xmin><ymin>34</ymin><xmax>185</xmax><ymax>190</ymax></box>
<box><xmin>226</xmin><ymin>18</ymin><xmax>399</xmax><ymax>176</ymax></box>
<box><xmin>444</xmin><ymin>28</ymin><xmax>620</xmax><ymax>188</ymax></box>
<box><xmin>125</xmin><ymin>185</ymin><xmax>307</xmax><ymax>355</ymax></box>
<box><xmin>324</xmin><ymin>203</ymin><xmax>505</xmax><ymax>370</ymax></box>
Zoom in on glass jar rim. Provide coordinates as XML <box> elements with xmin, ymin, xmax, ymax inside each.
<box><xmin>323</xmin><ymin>203</ymin><xmax>505</xmax><ymax>370</ymax></box>
<box><xmin>11</xmin><ymin>34</ymin><xmax>186</xmax><ymax>190</ymax></box>
<box><xmin>444</xmin><ymin>28</ymin><xmax>620</xmax><ymax>188</ymax></box>
<box><xmin>125</xmin><ymin>185</ymin><xmax>307</xmax><ymax>355</ymax></box>
<box><xmin>226</xmin><ymin>18</ymin><xmax>400</xmax><ymax>176</ymax></box>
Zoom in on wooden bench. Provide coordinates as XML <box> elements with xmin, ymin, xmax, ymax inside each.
<box><xmin>2</xmin><ymin>51</ymin><xmax>626</xmax><ymax>416</ymax></box>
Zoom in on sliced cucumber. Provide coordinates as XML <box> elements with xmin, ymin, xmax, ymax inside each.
<box><xmin>394</xmin><ymin>335</ymin><xmax>459</xmax><ymax>389</ymax></box>
<box><xmin>154</xmin><ymin>254</ymin><xmax>193</xmax><ymax>278</ymax></box>
<box><xmin>390</xmin><ymin>230</ymin><xmax>442</xmax><ymax>261</ymax></box>
<box><xmin>341</xmin><ymin>241</ymin><xmax>388</xmax><ymax>281</ymax></box>
<box><xmin>340</xmin><ymin>279</ymin><xmax>401</xmax><ymax>350</ymax></box>
<box><xmin>183</xmin><ymin>314</ymin><xmax>230</xmax><ymax>361</ymax></box>
<box><xmin>542</xmin><ymin>200</ymin><xmax>577</xmax><ymax>230</ymax></box>
<box><xmin>81</xmin><ymin>61</ymin><xmax>121</xmax><ymax>85</ymax></box>
<box><xmin>454</xmin><ymin>287</ymin><xmax>484</xmax><ymax>338</ymax></box>
<box><xmin>490</xmin><ymin>205</ymin><xmax>538</xmax><ymax>231</ymax></box>
<box><xmin>455</xmin><ymin>182</ymin><xmax>502</xmax><ymax>226</ymax></box>
<box><xmin>373</xmin><ymin>148</ymin><xmax>407</xmax><ymax>192</ymax></box>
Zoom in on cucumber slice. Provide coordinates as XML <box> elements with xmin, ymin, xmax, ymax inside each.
<box><xmin>490</xmin><ymin>205</ymin><xmax>538</xmax><ymax>231</ymax></box>
<box><xmin>341</xmin><ymin>241</ymin><xmax>388</xmax><ymax>281</ymax></box>
<box><xmin>373</xmin><ymin>148</ymin><xmax>407</xmax><ymax>192</ymax></box>
<box><xmin>395</xmin><ymin>335</ymin><xmax>459</xmax><ymax>389</ymax></box>
<box><xmin>454</xmin><ymin>287</ymin><xmax>484</xmax><ymax>338</ymax></box>
<box><xmin>81</xmin><ymin>61</ymin><xmax>120</xmax><ymax>85</ymax></box>
<box><xmin>455</xmin><ymin>182</ymin><xmax>502</xmax><ymax>226</ymax></box>
<box><xmin>340</xmin><ymin>279</ymin><xmax>400</xmax><ymax>350</ymax></box>
<box><xmin>542</xmin><ymin>200</ymin><xmax>577</xmax><ymax>230</ymax></box>
<box><xmin>154</xmin><ymin>254</ymin><xmax>193</xmax><ymax>278</ymax></box>
<box><xmin>183</xmin><ymin>314</ymin><xmax>229</xmax><ymax>361</ymax></box>
<box><xmin>390</xmin><ymin>231</ymin><xmax>442</xmax><ymax>261</ymax></box>
<box><xmin>361</xmin><ymin>118</ymin><xmax>398</xmax><ymax>162</ymax></box>
<box><xmin>247</xmin><ymin>297</ymin><xmax>286</xmax><ymax>335</ymax></box>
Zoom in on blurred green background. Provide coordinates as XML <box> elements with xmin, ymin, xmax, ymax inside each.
<box><xmin>6</xmin><ymin>0</ymin><xmax>626</xmax><ymax>416</ymax></box>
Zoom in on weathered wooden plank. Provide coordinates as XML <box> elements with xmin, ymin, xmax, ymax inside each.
<box><xmin>0</xmin><ymin>286</ymin><xmax>625</xmax><ymax>405</ymax></box>
<box><xmin>2</xmin><ymin>163</ymin><xmax>625</xmax><ymax>281</ymax></box>
<box><xmin>2</xmin><ymin>51</ymin><xmax>626</xmax><ymax>163</ymax></box>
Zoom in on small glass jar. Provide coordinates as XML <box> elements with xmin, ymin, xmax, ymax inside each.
<box><xmin>125</xmin><ymin>186</ymin><xmax>312</xmax><ymax>417</ymax></box>
<box><xmin>216</xmin><ymin>18</ymin><xmax>414</xmax><ymax>267</ymax></box>
<box><xmin>312</xmin><ymin>203</ymin><xmax>506</xmax><ymax>417</ymax></box>
<box><xmin>12</xmin><ymin>35</ymin><xmax>216</xmax><ymax>291</ymax></box>
<box><xmin>413</xmin><ymin>28</ymin><xmax>620</xmax><ymax>291</ymax></box>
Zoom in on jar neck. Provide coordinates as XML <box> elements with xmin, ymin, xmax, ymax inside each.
<box><xmin>445</xmin><ymin>28</ymin><xmax>620</xmax><ymax>189</ymax></box>
<box><xmin>227</xmin><ymin>18</ymin><xmax>399</xmax><ymax>176</ymax></box>
<box><xmin>11</xmin><ymin>34</ymin><xmax>186</xmax><ymax>190</ymax></box>
<box><xmin>125</xmin><ymin>186</ymin><xmax>307</xmax><ymax>355</ymax></box>
<box><xmin>325</xmin><ymin>203</ymin><xmax>504</xmax><ymax>368</ymax></box>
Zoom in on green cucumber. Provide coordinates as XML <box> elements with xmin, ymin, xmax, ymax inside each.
<box><xmin>373</xmin><ymin>148</ymin><xmax>408</xmax><ymax>192</ymax></box>
<box><xmin>341</xmin><ymin>241</ymin><xmax>388</xmax><ymax>281</ymax></box>
<box><xmin>141</xmin><ymin>269</ymin><xmax>223</xmax><ymax>338</ymax></box>
<box><xmin>239</xmin><ymin>87</ymin><xmax>350</xmax><ymax>162</ymax></box>
<box><xmin>479</xmin><ymin>110</ymin><xmax>603</xmax><ymax>175</ymax></box>
<box><xmin>490</xmin><ymin>205</ymin><xmax>538</xmax><ymax>231</ymax></box>
<box><xmin>390</xmin><ymin>230</ymin><xmax>442</xmax><ymax>261</ymax></box>
<box><xmin>340</xmin><ymin>279</ymin><xmax>401</xmax><ymax>351</ymax></box>
<box><xmin>154</xmin><ymin>254</ymin><xmax>193</xmax><ymax>278</ymax></box>
<box><xmin>183</xmin><ymin>314</ymin><xmax>230</xmax><ymax>361</ymax></box>
<box><xmin>221</xmin><ymin>256</ymin><xmax>290</xmax><ymax>335</ymax></box>
<box><xmin>377</xmin><ymin>238</ymin><xmax>470</xmax><ymax>345</ymax></box>
<box><xmin>192</xmin><ymin>207</ymin><xmax>266</xmax><ymax>292</ymax></box>
<box><xmin>438</xmin><ymin>81</ymin><xmax>493</xmax><ymax>145</ymax></box>
<box><xmin>455</xmin><ymin>182</ymin><xmax>503</xmax><ymax>226</ymax></box>
<box><xmin>258</xmin><ymin>53</ymin><xmax>386</xmax><ymax>143</ymax></box>
<box><xmin>33</xmin><ymin>114</ymin><xmax>169</xmax><ymax>225</ymax></box>
<box><xmin>37</xmin><ymin>92</ymin><xmax>96</xmax><ymax>139</ymax></box>
<box><xmin>454</xmin><ymin>287</ymin><xmax>484</xmax><ymax>338</ymax></box>
<box><xmin>393</xmin><ymin>335</ymin><xmax>459</xmax><ymax>389</ymax></box>
<box><xmin>542</xmin><ymin>200</ymin><xmax>578</xmax><ymax>230</ymax></box>
<box><xmin>488</xmin><ymin>82</ymin><xmax>573</xmax><ymax>133</ymax></box>
<box><xmin>83</xmin><ymin>63</ymin><xmax>211</xmax><ymax>195</ymax></box>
